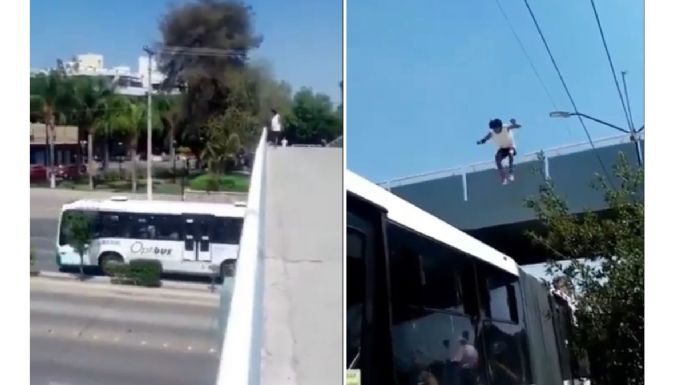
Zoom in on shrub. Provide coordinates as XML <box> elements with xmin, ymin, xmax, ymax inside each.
<box><xmin>104</xmin><ymin>260</ymin><xmax>162</xmax><ymax>287</ymax></box>
<box><xmin>104</xmin><ymin>262</ymin><xmax>135</xmax><ymax>285</ymax></box>
<box><xmin>102</xmin><ymin>170</ymin><xmax>123</xmax><ymax>182</ymax></box>
<box><xmin>189</xmin><ymin>173</ymin><xmax>249</xmax><ymax>192</ymax></box>
<box><xmin>129</xmin><ymin>259</ymin><xmax>163</xmax><ymax>287</ymax></box>
<box><xmin>205</xmin><ymin>175</ymin><xmax>221</xmax><ymax>192</ymax></box>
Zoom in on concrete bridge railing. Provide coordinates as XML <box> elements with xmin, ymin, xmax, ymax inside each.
<box><xmin>216</xmin><ymin>128</ymin><xmax>268</xmax><ymax>385</ymax></box>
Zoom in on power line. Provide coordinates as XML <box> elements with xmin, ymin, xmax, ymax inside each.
<box><xmin>492</xmin><ymin>0</ymin><xmax>574</xmax><ymax>140</ymax></box>
<box><xmin>589</xmin><ymin>0</ymin><xmax>633</xmax><ymax>132</ymax></box>
<box><xmin>621</xmin><ymin>70</ymin><xmax>637</xmax><ymax>132</ymax></box>
<box><xmin>522</xmin><ymin>0</ymin><xmax>615</xmax><ymax>188</ymax></box>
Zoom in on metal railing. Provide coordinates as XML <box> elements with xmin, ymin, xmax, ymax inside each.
<box><xmin>378</xmin><ymin>133</ymin><xmax>641</xmax><ymax>189</ymax></box>
<box><xmin>216</xmin><ymin>128</ymin><xmax>268</xmax><ymax>385</ymax></box>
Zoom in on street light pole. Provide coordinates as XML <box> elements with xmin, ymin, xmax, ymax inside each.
<box><xmin>144</xmin><ymin>46</ymin><xmax>154</xmax><ymax>200</ymax></box>
<box><xmin>549</xmin><ymin>111</ymin><xmax>643</xmax><ymax>165</ymax></box>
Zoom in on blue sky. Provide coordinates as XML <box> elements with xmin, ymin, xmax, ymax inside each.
<box><xmin>347</xmin><ymin>0</ymin><xmax>644</xmax><ymax>181</ymax></box>
<box><xmin>30</xmin><ymin>0</ymin><xmax>342</xmax><ymax>103</ymax></box>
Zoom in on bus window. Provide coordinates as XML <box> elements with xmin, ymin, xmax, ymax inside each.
<box><xmin>484</xmin><ymin>270</ymin><xmax>520</xmax><ymax>323</ymax></box>
<box><xmin>213</xmin><ymin>217</ymin><xmax>243</xmax><ymax>244</ymax></box>
<box><xmin>479</xmin><ymin>267</ymin><xmax>531</xmax><ymax>384</ymax></box>
<box><xmin>99</xmin><ymin>212</ymin><xmax>129</xmax><ymax>238</ymax></box>
<box><xmin>131</xmin><ymin>214</ymin><xmax>152</xmax><ymax>239</ymax></box>
<box><xmin>482</xmin><ymin>320</ymin><xmax>531</xmax><ymax>385</ymax></box>
<box><xmin>387</xmin><ymin>223</ymin><xmax>485</xmax><ymax>385</ymax></box>
<box><xmin>147</xmin><ymin>214</ymin><xmax>182</xmax><ymax>241</ymax></box>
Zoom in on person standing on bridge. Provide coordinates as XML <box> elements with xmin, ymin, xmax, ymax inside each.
<box><xmin>477</xmin><ymin>118</ymin><xmax>522</xmax><ymax>185</ymax></box>
<box><xmin>270</xmin><ymin>108</ymin><xmax>283</xmax><ymax>147</ymax></box>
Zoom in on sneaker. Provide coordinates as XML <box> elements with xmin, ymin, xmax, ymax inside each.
<box><xmin>502</xmin><ymin>178</ymin><xmax>509</xmax><ymax>186</ymax></box>
<box><xmin>508</xmin><ymin>174</ymin><xmax>515</xmax><ymax>182</ymax></box>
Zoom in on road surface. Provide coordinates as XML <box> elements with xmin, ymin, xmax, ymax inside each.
<box><xmin>261</xmin><ymin>147</ymin><xmax>343</xmax><ymax>385</ymax></box>
<box><xmin>31</xmin><ymin>277</ymin><xmax>221</xmax><ymax>385</ymax></box>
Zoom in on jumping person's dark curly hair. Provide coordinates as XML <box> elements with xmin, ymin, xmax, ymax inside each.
<box><xmin>489</xmin><ymin>118</ymin><xmax>503</xmax><ymax>129</ymax></box>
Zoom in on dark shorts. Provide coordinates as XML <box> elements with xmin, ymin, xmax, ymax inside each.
<box><xmin>496</xmin><ymin>147</ymin><xmax>517</xmax><ymax>158</ymax></box>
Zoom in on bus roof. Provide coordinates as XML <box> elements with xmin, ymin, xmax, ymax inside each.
<box><xmin>61</xmin><ymin>198</ymin><xmax>246</xmax><ymax>218</ymax></box>
<box><xmin>346</xmin><ymin>170</ymin><xmax>519</xmax><ymax>276</ymax></box>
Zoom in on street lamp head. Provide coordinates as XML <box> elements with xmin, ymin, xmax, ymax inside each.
<box><xmin>549</xmin><ymin>111</ymin><xmax>572</xmax><ymax>118</ymax></box>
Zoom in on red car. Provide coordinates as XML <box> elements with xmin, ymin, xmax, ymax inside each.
<box><xmin>30</xmin><ymin>164</ymin><xmax>47</xmax><ymax>183</ymax></box>
<box><xmin>55</xmin><ymin>164</ymin><xmax>84</xmax><ymax>180</ymax></box>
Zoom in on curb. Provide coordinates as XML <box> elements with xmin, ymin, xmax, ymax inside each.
<box><xmin>35</xmin><ymin>271</ymin><xmax>219</xmax><ymax>293</ymax></box>
<box><xmin>184</xmin><ymin>189</ymin><xmax>248</xmax><ymax>197</ymax></box>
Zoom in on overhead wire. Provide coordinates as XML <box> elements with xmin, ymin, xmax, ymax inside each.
<box><xmin>589</xmin><ymin>0</ymin><xmax>633</xmax><ymax>132</ymax></box>
<box><xmin>621</xmin><ymin>71</ymin><xmax>637</xmax><ymax>133</ymax></box>
<box><xmin>492</xmin><ymin>0</ymin><xmax>574</xmax><ymax>140</ymax></box>
<box><xmin>521</xmin><ymin>0</ymin><xmax>615</xmax><ymax>188</ymax></box>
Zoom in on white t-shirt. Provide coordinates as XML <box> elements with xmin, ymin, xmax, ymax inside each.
<box><xmin>490</xmin><ymin>124</ymin><xmax>515</xmax><ymax>149</ymax></box>
<box><xmin>452</xmin><ymin>343</ymin><xmax>479</xmax><ymax>368</ymax></box>
<box><xmin>271</xmin><ymin>114</ymin><xmax>282</xmax><ymax>132</ymax></box>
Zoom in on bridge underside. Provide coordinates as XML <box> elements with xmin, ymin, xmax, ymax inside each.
<box><xmin>387</xmin><ymin>136</ymin><xmax>643</xmax><ymax>266</ymax></box>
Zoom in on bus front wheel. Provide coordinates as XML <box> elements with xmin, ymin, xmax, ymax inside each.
<box><xmin>99</xmin><ymin>252</ymin><xmax>124</xmax><ymax>275</ymax></box>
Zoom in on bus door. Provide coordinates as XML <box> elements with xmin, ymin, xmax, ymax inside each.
<box><xmin>182</xmin><ymin>214</ymin><xmax>213</xmax><ymax>262</ymax></box>
<box><xmin>347</xmin><ymin>194</ymin><xmax>396</xmax><ymax>385</ymax></box>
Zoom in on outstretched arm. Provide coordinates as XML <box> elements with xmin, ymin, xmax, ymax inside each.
<box><xmin>506</xmin><ymin>118</ymin><xmax>522</xmax><ymax>130</ymax></box>
<box><xmin>477</xmin><ymin>132</ymin><xmax>492</xmax><ymax>145</ymax></box>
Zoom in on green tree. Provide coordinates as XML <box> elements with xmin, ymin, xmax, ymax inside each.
<box><xmin>110</xmin><ymin>99</ymin><xmax>161</xmax><ymax>192</ymax></box>
<box><xmin>30</xmin><ymin>71</ymin><xmax>73</xmax><ymax>186</ymax></box>
<box><xmin>525</xmin><ymin>153</ymin><xmax>644</xmax><ymax>385</ymax></box>
<box><xmin>286</xmin><ymin>88</ymin><xmax>342</xmax><ymax>144</ymax></box>
<box><xmin>203</xmin><ymin>107</ymin><xmax>248</xmax><ymax>174</ymax></box>
<box><xmin>68</xmin><ymin>76</ymin><xmax>114</xmax><ymax>189</ymax></box>
<box><xmin>62</xmin><ymin>211</ymin><xmax>93</xmax><ymax>280</ymax></box>
<box><xmin>93</xmin><ymin>94</ymin><xmax>128</xmax><ymax>169</ymax></box>
<box><xmin>156</xmin><ymin>95</ymin><xmax>185</xmax><ymax>180</ymax></box>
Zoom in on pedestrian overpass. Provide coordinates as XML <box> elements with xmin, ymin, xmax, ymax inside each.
<box><xmin>216</xmin><ymin>130</ymin><xmax>342</xmax><ymax>385</ymax></box>
<box><xmin>381</xmin><ymin>134</ymin><xmax>644</xmax><ymax>264</ymax></box>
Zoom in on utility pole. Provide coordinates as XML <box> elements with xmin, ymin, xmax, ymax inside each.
<box><xmin>47</xmin><ymin>121</ymin><xmax>56</xmax><ymax>188</ymax></box>
<box><xmin>144</xmin><ymin>46</ymin><xmax>154</xmax><ymax>200</ymax></box>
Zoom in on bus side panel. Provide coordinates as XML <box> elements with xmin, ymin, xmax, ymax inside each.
<box><xmin>210</xmin><ymin>243</ymin><xmax>239</xmax><ymax>264</ymax></box>
<box><xmin>56</xmin><ymin>244</ymin><xmax>97</xmax><ymax>267</ymax></box>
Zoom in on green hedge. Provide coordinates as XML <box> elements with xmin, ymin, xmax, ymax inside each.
<box><xmin>104</xmin><ymin>259</ymin><xmax>162</xmax><ymax>287</ymax></box>
<box><xmin>189</xmin><ymin>173</ymin><xmax>249</xmax><ymax>192</ymax></box>
<box><xmin>129</xmin><ymin>259</ymin><xmax>162</xmax><ymax>287</ymax></box>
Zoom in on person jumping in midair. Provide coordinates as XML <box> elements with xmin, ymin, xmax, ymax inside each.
<box><xmin>477</xmin><ymin>118</ymin><xmax>522</xmax><ymax>185</ymax></box>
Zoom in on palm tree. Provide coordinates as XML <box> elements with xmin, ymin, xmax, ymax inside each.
<box><xmin>69</xmin><ymin>76</ymin><xmax>114</xmax><ymax>189</ymax></box>
<box><xmin>156</xmin><ymin>96</ymin><xmax>184</xmax><ymax>182</ymax></box>
<box><xmin>111</xmin><ymin>98</ymin><xmax>160</xmax><ymax>192</ymax></box>
<box><xmin>30</xmin><ymin>71</ymin><xmax>71</xmax><ymax>188</ymax></box>
<box><xmin>94</xmin><ymin>94</ymin><xmax>128</xmax><ymax>170</ymax></box>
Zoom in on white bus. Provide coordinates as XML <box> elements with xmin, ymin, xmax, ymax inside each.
<box><xmin>346</xmin><ymin>170</ymin><xmax>585</xmax><ymax>385</ymax></box>
<box><xmin>56</xmin><ymin>197</ymin><xmax>245</xmax><ymax>277</ymax></box>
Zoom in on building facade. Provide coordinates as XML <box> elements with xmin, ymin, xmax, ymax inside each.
<box><xmin>30</xmin><ymin>123</ymin><xmax>81</xmax><ymax>166</ymax></box>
